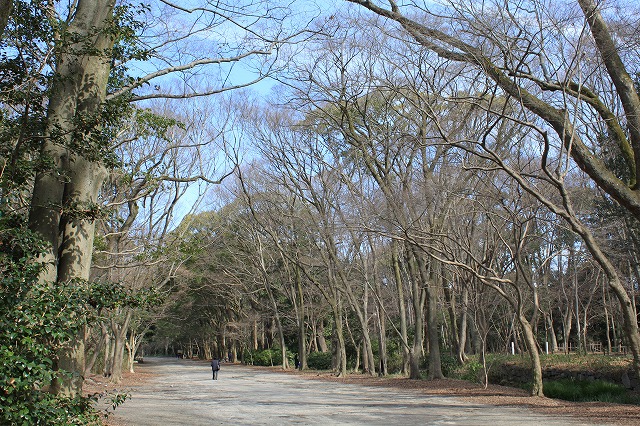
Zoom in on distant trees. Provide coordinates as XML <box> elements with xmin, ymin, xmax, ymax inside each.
<box><xmin>149</xmin><ymin>0</ymin><xmax>640</xmax><ymax>400</ymax></box>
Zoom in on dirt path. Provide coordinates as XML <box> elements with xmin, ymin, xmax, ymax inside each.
<box><xmin>103</xmin><ymin>357</ymin><xmax>604</xmax><ymax>425</ymax></box>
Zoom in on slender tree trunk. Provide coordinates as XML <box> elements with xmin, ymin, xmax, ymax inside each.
<box><xmin>457</xmin><ymin>286</ymin><xmax>469</xmax><ymax>364</ymax></box>
<box><xmin>295</xmin><ymin>266</ymin><xmax>307</xmax><ymax>369</ymax></box>
<box><xmin>443</xmin><ymin>278</ymin><xmax>459</xmax><ymax>359</ymax></box>
<box><xmin>331</xmin><ymin>300</ymin><xmax>347</xmax><ymax>376</ymax></box>
<box><xmin>392</xmin><ymin>242</ymin><xmax>410</xmax><ymax>375</ymax></box>
<box><xmin>251</xmin><ymin>320</ymin><xmax>258</xmax><ymax>351</ymax></box>
<box><xmin>603</xmin><ymin>281</ymin><xmax>612</xmax><ymax>353</ymax></box>
<box><xmin>519</xmin><ymin>315</ymin><xmax>544</xmax><ymax>397</ymax></box>
<box><xmin>545</xmin><ymin>313</ymin><xmax>559</xmax><ymax>353</ymax></box>
<box><xmin>426</xmin><ymin>281</ymin><xmax>444</xmax><ymax>379</ymax></box>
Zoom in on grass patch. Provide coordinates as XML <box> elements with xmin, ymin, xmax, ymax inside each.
<box><xmin>543</xmin><ymin>378</ymin><xmax>639</xmax><ymax>404</ymax></box>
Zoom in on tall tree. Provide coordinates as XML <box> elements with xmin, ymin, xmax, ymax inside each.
<box><xmin>348</xmin><ymin>0</ymin><xmax>640</xmax><ymax>385</ymax></box>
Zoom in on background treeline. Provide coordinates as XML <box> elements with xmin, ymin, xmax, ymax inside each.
<box><xmin>148</xmin><ymin>1</ymin><xmax>640</xmax><ymax>400</ymax></box>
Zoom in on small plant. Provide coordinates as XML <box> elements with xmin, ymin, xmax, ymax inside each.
<box><xmin>460</xmin><ymin>360</ymin><xmax>484</xmax><ymax>382</ymax></box>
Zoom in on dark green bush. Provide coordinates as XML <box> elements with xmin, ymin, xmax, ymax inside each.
<box><xmin>307</xmin><ymin>351</ymin><xmax>332</xmax><ymax>370</ymax></box>
<box><xmin>543</xmin><ymin>378</ymin><xmax>637</xmax><ymax>404</ymax></box>
<box><xmin>439</xmin><ymin>353</ymin><xmax>460</xmax><ymax>377</ymax></box>
<box><xmin>0</xmin><ymin>218</ymin><xmax>101</xmax><ymax>424</ymax></box>
<box><xmin>244</xmin><ymin>348</ymin><xmax>282</xmax><ymax>367</ymax></box>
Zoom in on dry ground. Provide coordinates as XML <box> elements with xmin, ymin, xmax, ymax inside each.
<box><xmin>86</xmin><ymin>362</ymin><xmax>640</xmax><ymax>425</ymax></box>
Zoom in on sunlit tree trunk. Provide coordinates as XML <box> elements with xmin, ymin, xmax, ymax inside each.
<box><xmin>28</xmin><ymin>0</ymin><xmax>116</xmax><ymax>397</ymax></box>
<box><xmin>109</xmin><ymin>310</ymin><xmax>132</xmax><ymax>383</ymax></box>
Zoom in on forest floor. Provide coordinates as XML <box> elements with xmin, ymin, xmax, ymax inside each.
<box><xmin>85</xmin><ymin>360</ymin><xmax>640</xmax><ymax>425</ymax></box>
<box><xmin>283</xmin><ymin>368</ymin><xmax>640</xmax><ymax>425</ymax></box>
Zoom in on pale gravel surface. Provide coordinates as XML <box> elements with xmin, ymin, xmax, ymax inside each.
<box><xmin>88</xmin><ymin>357</ymin><xmax>636</xmax><ymax>426</ymax></box>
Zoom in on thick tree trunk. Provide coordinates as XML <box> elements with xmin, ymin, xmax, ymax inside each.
<box><xmin>28</xmin><ymin>0</ymin><xmax>117</xmax><ymax>397</ymax></box>
<box><xmin>84</xmin><ymin>326</ymin><xmax>106</xmax><ymax>376</ymax></box>
<box><xmin>109</xmin><ymin>310</ymin><xmax>131</xmax><ymax>384</ymax></box>
<box><xmin>0</xmin><ymin>0</ymin><xmax>12</xmax><ymax>38</ymax></box>
<box><xmin>413</xmin><ymin>248</ymin><xmax>444</xmax><ymax>379</ymax></box>
<box><xmin>405</xmin><ymin>245</ymin><xmax>425</xmax><ymax>380</ymax></box>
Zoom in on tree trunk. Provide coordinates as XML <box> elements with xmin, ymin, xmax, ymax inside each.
<box><xmin>545</xmin><ymin>313</ymin><xmax>559</xmax><ymax>354</ymax></box>
<box><xmin>316</xmin><ymin>319</ymin><xmax>329</xmax><ymax>352</ymax></box>
<box><xmin>392</xmin><ymin>242</ymin><xmax>410</xmax><ymax>375</ymax></box>
<box><xmin>84</xmin><ymin>326</ymin><xmax>106</xmax><ymax>376</ymax></box>
<box><xmin>405</xmin><ymin>245</ymin><xmax>425</xmax><ymax>380</ymax></box>
<box><xmin>0</xmin><ymin>0</ymin><xmax>12</xmax><ymax>38</ymax></box>
<box><xmin>519</xmin><ymin>315</ymin><xmax>544</xmax><ymax>397</ymax></box>
<box><xmin>28</xmin><ymin>0</ymin><xmax>117</xmax><ymax>397</ymax></box>
<box><xmin>457</xmin><ymin>286</ymin><xmax>469</xmax><ymax>364</ymax></box>
<box><xmin>426</xmin><ymin>279</ymin><xmax>444</xmax><ymax>379</ymax></box>
<box><xmin>109</xmin><ymin>310</ymin><xmax>132</xmax><ymax>383</ymax></box>
<box><xmin>295</xmin><ymin>266</ymin><xmax>307</xmax><ymax>369</ymax></box>
<box><xmin>443</xmin><ymin>277</ymin><xmax>459</xmax><ymax>359</ymax></box>
<box><xmin>335</xmin><ymin>301</ymin><xmax>347</xmax><ymax>376</ymax></box>
<box><xmin>413</xmin><ymin>247</ymin><xmax>444</xmax><ymax>379</ymax></box>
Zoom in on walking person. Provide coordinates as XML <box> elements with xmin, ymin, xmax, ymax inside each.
<box><xmin>211</xmin><ymin>358</ymin><xmax>220</xmax><ymax>380</ymax></box>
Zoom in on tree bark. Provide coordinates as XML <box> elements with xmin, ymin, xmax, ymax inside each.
<box><xmin>29</xmin><ymin>0</ymin><xmax>116</xmax><ymax>397</ymax></box>
<box><xmin>457</xmin><ymin>286</ymin><xmax>469</xmax><ymax>364</ymax></box>
<box><xmin>519</xmin><ymin>315</ymin><xmax>544</xmax><ymax>397</ymax></box>
<box><xmin>392</xmin><ymin>242</ymin><xmax>410</xmax><ymax>375</ymax></box>
<box><xmin>0</xmin><ymin>0</ymin><xmax>12</xmax><ymax>38</ymax></box>
<box><xmin>405</xmin><ymin>244</ymin><xmax>425</xmax><ymax>380</ymax></box>
<box><xmin>295</xmin><ymin>265</ymin><xmax>308</xmax><ymax>369</ymax></box>
<box><xmin>412</xmin><ymin>247</ymin><xmax>444</xmax><ymax>379</ymax></box>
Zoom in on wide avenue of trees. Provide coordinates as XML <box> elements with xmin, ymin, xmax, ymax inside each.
<box><xmin>1</xmin><ymin>0</ymin><xmax>639</xmax><ymax>421</ymax></box>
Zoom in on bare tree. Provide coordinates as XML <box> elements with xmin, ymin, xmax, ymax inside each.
<box><xmin>347</xmin><ymin>0</ymin><xmax>640</xmax><ymax>385</ymax></box>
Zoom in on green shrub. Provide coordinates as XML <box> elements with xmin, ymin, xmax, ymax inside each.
<box><xmin>543</xmin><ymin>378</ymin><xmax>637</xmax><ymax>404</ymax></box>
<box><xmin>245</xmin><ymin>348</ymin><xmax>281</xmax><ymax>366</ymax></box>
<box><xmin>0</xmin><ymin>218</ymin><xmax>100</xmax><ymax>424</ymax></box>
<box><xmin>460</xmin><ymin>360</ymin><xmax>484</xmax><ymax>382</ymax></box>
<box><xmin>307</xmin><ymin>351</ymin><xmax>332</xmax><ymax>370</ymax></box>
<box><xmin>439</xmin><ymin>353</ymin><xmax>460</xmax><ymax>377</ymax></box>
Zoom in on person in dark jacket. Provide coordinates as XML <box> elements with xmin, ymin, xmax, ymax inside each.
<box><xmin>211</xmin><ymin>358</ymin><xmax>220</xmax><ymax>380</ymax></box>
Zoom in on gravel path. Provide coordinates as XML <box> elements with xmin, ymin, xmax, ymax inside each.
<box><xmin>107</xmin><ymin>357</ymin><xmax>603</xmax><ymax>425</ymax></box>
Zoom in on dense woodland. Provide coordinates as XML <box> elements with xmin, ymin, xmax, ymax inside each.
<box><xmin>2</xmin><ymin>0</ymin><xmax>640</xmax><ymax>422</ymax></box>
